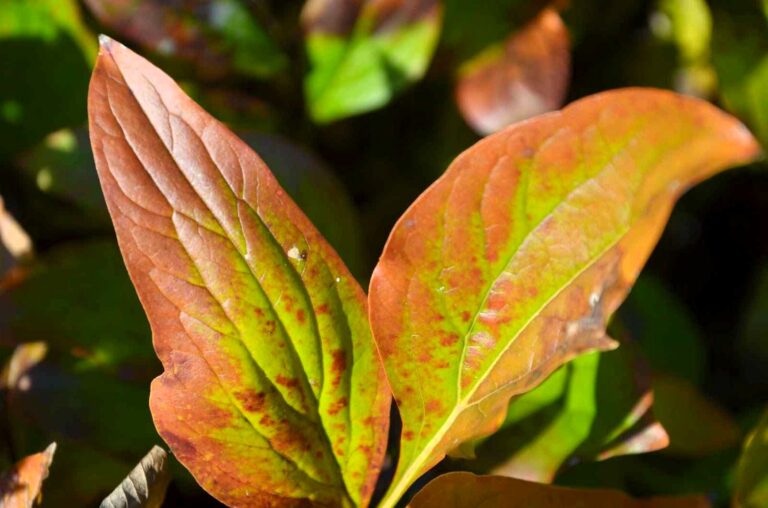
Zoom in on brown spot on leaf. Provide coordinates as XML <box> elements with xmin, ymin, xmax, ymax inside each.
<box><xmin>403</xmin><ymin>430</ymin><xmax>415</xmax><ymax>441</ymax></box>
<box><xmin>296</xmin><ymin>309</ymin><xmax>306</xmax><ymax>324</ymax></box>
<box><xmin>276</xmin><ymin>375</ymin><xmax>299</xmax><ymax>388</ymax></box>
<box><xmin>316</xmin><ymin>303</ymin><xmax>330</xmax><ymax>314</ymax></box>
<box><xmin>331</xmin><ymin>349</ymin><xmax>347</xmax><ymax>387</ymax></box>
<box><xmin>328</xmin><ymin>396</ymin><xmax>349</xmax><ymax>415</ymax></box>
<box><xmin>236</xmin><ymin>391</ymin><xmax>266</xmax><ymax>412</ymax></box>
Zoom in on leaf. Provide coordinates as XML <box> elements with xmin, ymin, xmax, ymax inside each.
<box><xmin>652</xmin><ymin>373</ymin><xmax>740</xmax><ymax>458</ymax></box>
<box><xmin>0</xmin><ymin>195</ymin><xmax>32</xmax><ymax>275</ymax></box>
<box><xmin>0</xmin><ymin>0</ymin><xmax>95</xmax><ymax>158</ymax></box>
<box><xmin>302</xmin><ymin>0</ymin><xmax>443</xmax><ymax>122</ymax></box>
<box><xmin>618</xmin><ymin>275</ymin><xmax>705</xmax><ymax>383</ymax></box>
<box><xmin>368</xmin><ymin>88</ymin><xmax>759</xmax><ymax>506</ymax></box>
<box><xmin>239</xmin><ymin>132</ymin><xmax>367</xmax><ymax>279</ymax></box>
<box><xmin>0</xmin><ymin>443</ymin><xmax>56</xmax><ymax>508</ymax></box>
<box><xmin>88</xmin><ymin>37</ymin><xmax>390</xmax><ymax>507</ymax></box>
<box><xmin>711</xmin><ymin>4</ymin><xmax>768</xmax><ymax>147</ymax></box>
<box><xmin>734</xmin><ymin>408</ymin><xmax>768</xmax><ymax>508</ymax></box>
<box><xmin>83</xmin><ymin>0</ymin><xmax>286</xmax><ymax>80</ymax></box>
<box><xmin>456</xmin><ymin>8</ymin><xmax>570</xmax><ymax>135</ymax></box>
<box><xmin>467</xmin><ymin>345</ymin><xmax>667</xmax><ymax>482</ymax></box>
<box><xmin>101</xmin><ymin>446</ymin><xmax>171</xmax><ymax>508</ymax></box>
<box><xmin>0</xmin><ymin>241</ymin><xmax>154</xmax><ymax>375</ymax></box>
<box><xmin>408</xmin><ymin>472</ymin><xmax>710</xmax><ymax>508</ymax></box>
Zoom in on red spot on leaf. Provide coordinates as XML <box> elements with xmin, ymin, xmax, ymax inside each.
<box><xmin>316</xmin><ymin>303</ymin><xmax>330</xmax><ymax>314</ymax></box>
<box><xmin>276</xmin><ymin>375</ymin><xmax>299</xmax><ymax>388</ymax></box>
<box><xmin>440</xmin><ymin>332</ymin><xmax>460</xmax><ymax>347</ymax></box>
<box><xmin>328</xmin><ymin>397</ymin><xmax>349</xmax><ymax>415</ymax></box>
<box><xmin>403</xmin><ymin>431</ymin><xmax>415</xmax><ymax>441</ymax></box>
<box><xmin>331</xmin><ymin>349</ymin><xmax>346</xmax><ymax>387</ymax></box>
<box><xmin>461</xmin><ymin>311</ymin><xmax>471</xmax><ymax>322</ymax></box>
<box><xmin>426</xmin><ymin>399</ymin><xmax>443</xmax><ymax>414</ymax></box>
<box><xmin>296</xmin><ymin>309</ymin><xmax>306</xmax><ymax>324</ymax></box>
<box><xmin>236</xmin><ymin>391</ymin><xmax>266</xmax><ymax>412</ymax></box>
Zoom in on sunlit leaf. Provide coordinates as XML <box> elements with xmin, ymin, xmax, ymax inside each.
<box><xmin>0</xmin><ymin>195</ymin><xmax>32</xmax><ymax>275</ymax></box>
<box><xmin>456</xmin><ymin>8</ymin><xmax>570</xmax><ymax>135</ymax></box>
<box><xmin>467</xmin><ymin>345</ymin><xmax>667</xmax><ymax>482</ymax></box>
<box><xmin>302</xmin><ymin>0</ymin><xmax>443</xmax><ymax>122</ymax></box>
<box><xmin>83</xmin><ymin>0</ymin><xmax>286</xmax><ymax>80</ymax></box>
<box><xmin>653</xmin><ymin>373</ymin><xmax>740</xmax><ymax>457</ymax></box>
<box><xmin>101</xmin><ymin>446</ymin><xmax>170</xmax><ymax>508</ymax></box>
<box><xmin>0</xmin><ymin>0</ymin><xmax>95</xmax><ymax>158</ymax></box>
<box><xmin>0</xmin><ymin>443</ymin><xmax>56</xmax><ymax>508</ymax></box>
<box><xmin>734</xmin><ymin>408</ymin><xmax>768</xmax><ymax>508</ymax></box>
<box><xmin>410</xmin><ymin>472</ymin><xmax>710</xmax><ymax>507</ymax></box>
<box><xmin>88</xmin><ymin>37</ymin><xmax>390</xmax><ymax>506</ymax></box>
<box><xmin>369</xmin><ymin>88</ymin><xmax>759</xmax><ymax>507</ymax></box>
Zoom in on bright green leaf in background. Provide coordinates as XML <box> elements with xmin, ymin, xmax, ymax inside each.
<box><xmin>302</xmin><ymin>0</ymin><xmax>443</xmax><ymax>122</ymax></box>
<box><xmin>0</xmin><ymin>0</ymin><xmax>95</xmax><ymax>159</ymax></box>
<box><xmin>464</xmin><ymin>345</ymin><xmax>666</xmax><ymax>482</ymax></box>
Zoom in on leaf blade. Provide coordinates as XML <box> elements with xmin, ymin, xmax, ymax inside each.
<box><xmin>408</xmin><ymin>472</ymin><xmax>710</xmax><ymax>508</ymax></box>
<box><xmin>100</xmin><ymin>446</ymin><xmax>170</xmax><ymax>508</ymax></box>
<box><xmin>369</xmin><ymin>88</ymin><xmax>759</xmax><ymax>506</ymax></box>
<box><xmin>0</xmin><ymin>443</ymin><xmax>56</xmax><ymax>508</ymax></box>
<box><xmin>88</xmin><ymin>37</ymin><xmax>390</xmax><ymax>507</ymax></box>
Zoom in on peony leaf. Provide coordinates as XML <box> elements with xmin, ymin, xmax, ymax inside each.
<box><xmin>100</xmin><ymin>446</ymin><xmax>170</xmax><ymax>508</ymax></box>
<box><xmin>408</xmin><ymin>472</ymin><xmax>710</xmax><ymax>508</ymax></box>
<box><xmin>0</xmin><ymin>443</ymin><xmax>56</xmax><ymax>508</ymax></box>
<box><xmin>88</xmin><ymin>37</ymin><xmax>390</xmax><ymax>507</ymax></box>
<box><xmin>456</xmin><ymin>8</ymin><xmax>570</xmax><ymax>135</ymax></box>
<box><xmin>302</xmin><ymin>0</ymin><xmax>443</xmax><ymax>122</ymax></box>
<box><xmin>369</xmin><ymin>88</ymin><xmax>759</xmax><ymax>506</ymax></box>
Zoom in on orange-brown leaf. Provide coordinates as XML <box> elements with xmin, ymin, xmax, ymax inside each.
<box><xmin>88</xmin><ymin>37</ymin><xmax>390</xmax><ymax>507</ymax></box>
<box><xmin>0</xmin><ymin>443</ymin><xmax>56</xmax><ymax>508</ymax></box>
<box><xmin>408</xmin><ymin>472</ymin><xmax>710</xmax><ymax>508</ymax></box>
<box><xmin>456</xmin><ymin>8</ymin><xmax>570</xmax><ymax>135</ymax></box>
<box><xmin>370</xmin><ymin>88</ymin><xmax>759</xmax><ymax>506</ymax></box>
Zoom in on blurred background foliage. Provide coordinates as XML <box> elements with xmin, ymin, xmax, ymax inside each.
<box><xmin>0</xmin><ymin>0</ymin><xmax>766</xmax><ymax>506</ymax></box>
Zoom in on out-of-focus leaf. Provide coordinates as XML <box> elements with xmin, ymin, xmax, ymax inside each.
<box><xmin>17</xmin><ymin>128</ymin><xmax>107</xmax><ymax>216</ymax></box>
<box><xmin>240</xmin><ymin>132</ymin><xmax>367</xmax><ymax>279</ymax></box>
<box><xmin>83</xmin><ymin>0</ymin><xmax>286</xmax><ymax>80</ymax></box>
<box><xmin>0</xmin><ymin>241</ymin><xmax>153</xmax><ymax>376</ymax></box>
<box><xmin>469</xmin><ymin>346</ymin><xmax>667</xmax><ymax>482</ymax></box>
<box><xmin>619</xmin><ymin>275</ymin><xmax>705</xmax><ymax>383</ymax></box>
<box><xmin>88</xmin><ymin>38</ymin><xmax>390</xmax><ymax>506</ymax></box>
<box><xmin>734</xmin><ymin>408</ymin><xmax>768</xmax><ymax>508</ymax></box>
<box><xmin>456</xmin><ymin>8</ymin><xmax>570</xmax><ymax>135</ymax></box>
<box><xmin>100</xmin><ymin>446</ymin><xmax>170</xmax><ymax>508</ymax></box>
<box><xmin>655</xmin><ymin>0</ymin><xmax>716</xmax><ymax>97</ymax></box>
<box><xmin>740</xmin><ymin>266</ymin><xmax>768</xmax><ymax>390</ymax></box>
<box><xmin>0</xmin><ymin>443</ymin><xmax>55</xmax><ymax>508</ymax></box>
<box><xmin>712</xmin><ymin>5</ymin><xmax>768</xmax><ymax>147</ymax></box>
<box><xmin>0</xmin><ymin>341</ymin><xmax>160</xmax><ymax>506</ymax></box>
<box><xmin>409</xmin><ymin>472</ymin><xmax>710</xmax><ymax>508</ymax></box>
<box><xmin>302</xmin><ymin>0</ymin><xmax>443</xmax><ymax>122</ymax></box>
<box><xmin>369</xmin><ymin>89</ymin><xmax>759</xmax><ymax>507</ymax></box>
<box><xmin>653</xmin><ymin>374</ymin><xmax>740</xmax><ymax>457</ymax></box>
<box><xmin>0</xmin><ymin>0</ymin><xmax>95</xmax><ymax>158</ymax></box>
<box><xmin>0</xmin><ymin>195</ymin><xmax>32</xmax><ymax>275</ymax></box>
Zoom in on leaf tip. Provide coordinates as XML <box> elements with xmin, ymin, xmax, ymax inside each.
<box><xmin>98</xmin><ymin>34</ymin><xmax>113</xmax><ymax>49</ymax></box>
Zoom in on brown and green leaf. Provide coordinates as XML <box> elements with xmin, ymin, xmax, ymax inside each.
<box><xmin>456</xmin><ymin>8</ymin><xmax>570</xmax><ymax>135</ymax></box>
<box><xmin>408</xmin><ymin>472</ymin><xmax>710</xmax><ymax>508</ymax></box>
<box><xmin>368</xmin><ymin>88</ymin><xmax>759</xmax><ymax>506</ymax></box>
<box><xmin>302</xmin><ymin>0</ymin><xmax>443</xmax><ymax>122</ymax></box>
<box><xmin>88</xmin><ymin>37</ymin><xmax>390</xmax><ymax>506</ymax></box>
<box><xmin>0</xmin><ymin>443</ymin><xmax>56</xmax><ymax>508</ymax></box>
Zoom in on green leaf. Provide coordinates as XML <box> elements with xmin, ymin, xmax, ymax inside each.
<box><xmin>368</xmin><ymin>89</ymin><xmax>759</xmax><ymax>507</ymax></box>
<box><xmin>734</xmin><ymin>408</ymin><xmax>768</xmax><ymax>508</ymax></box>
<box><xmin>0</xmin><ymin>0</ymin><xmax>95</xmax><ymax>158</ymax></box>
<box><xmin>88</xmin><ymin>37</ymin><xmax>390</xmax><ymax>507</ymax></box>
<box><xmin>468</xmin><ymin>345</ymin><xmax>667</xmax><ymax>482</ymax></box>
<box><xmin>100</xmin><ymin>446</ymin><xmax>171</xmax><ymax>508</ymax></box>
<box><xmin>619</xmin><ymin>275</ymin><xmax>706</xmax><ymax>383</ymax></box>
<box><xmin>302</xmin><ymin>0</ymin><xmax>443</xmax><ymax>122</ymax></box>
